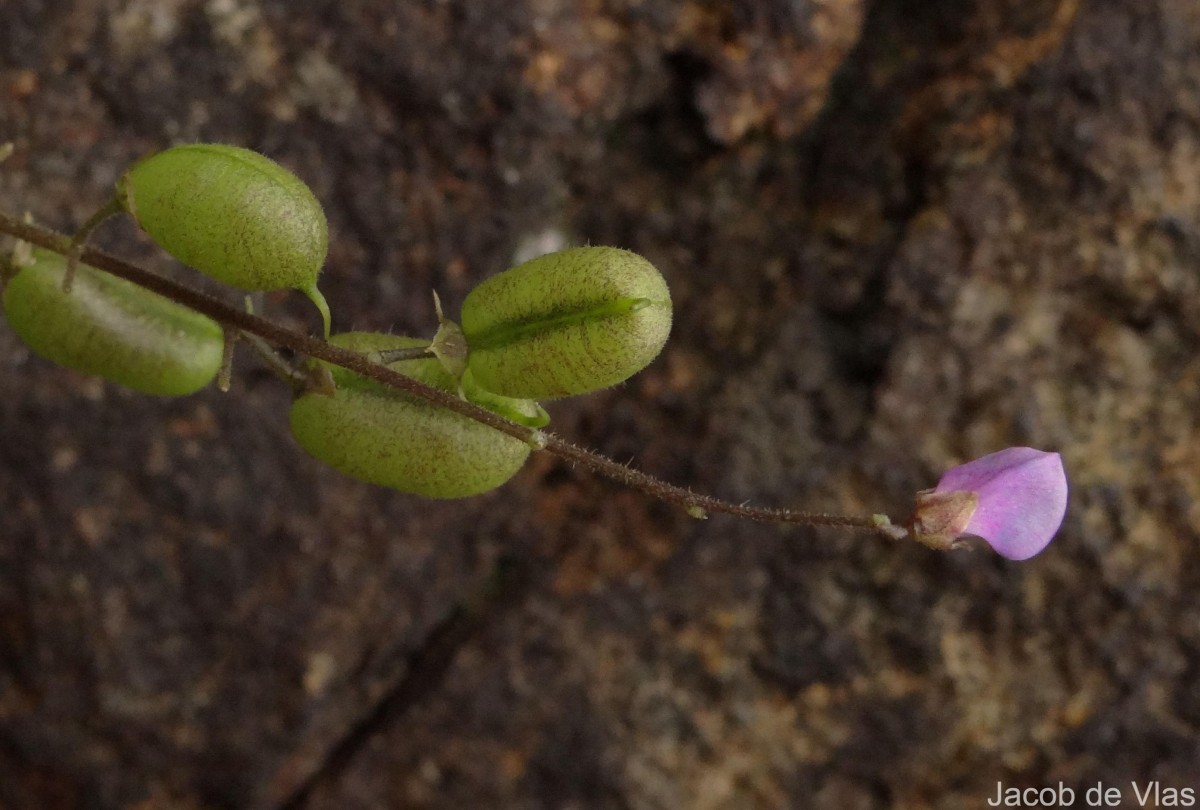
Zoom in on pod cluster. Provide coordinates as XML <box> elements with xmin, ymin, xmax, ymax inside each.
<box><xmin>2</xmin><ymin>144</ymin><xmax>674</xmax><ymax>499</ymax></box>
<box><xmin>291</xmin><ymin>247</ymin><xmax>672</xmax><ymax>497</ymax></box>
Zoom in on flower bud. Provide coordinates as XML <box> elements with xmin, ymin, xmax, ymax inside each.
<box><xmin>460</xmin><ymin>246</ymin><xmax>672</xmax><ymax>399</ymax></box>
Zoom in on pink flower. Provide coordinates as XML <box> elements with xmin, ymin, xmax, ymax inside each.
<box><xmin>909</xmin><ymin>447</ymin><xmax>1068</xmax><ymax>560</ymax></box>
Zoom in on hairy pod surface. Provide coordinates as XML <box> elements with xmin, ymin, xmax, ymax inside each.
<box><xmin>289</xmin><ymin>332</ymin><xmax>541</xmax><ymax>498</ymax></box>
<box><xmin>460</xmin><ymin>246</ymin><xmax>672</xmax><ymax>399</ymax></box>
<box><xmin>117</xmin><ymin>143</ymin><xmax>331</xmax><ymax>335</ymax></box>
<box><xmin>2</xmin><ymin>248</ymin><xmax>224</xmax><ymax>395</ymax></box>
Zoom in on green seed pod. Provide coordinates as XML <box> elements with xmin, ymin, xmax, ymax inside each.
<box><xmin>116</xmin><ymin>143</ymin><xmax>332</xmax><ymax>336</ymax></box>
<box><xmin>289</xmin><ymin>332</ymin><xmax>542</xmax><ymax>498</ymax></box>
<box><xmin>2</xmin><ymin>248</ymin><xmax>224</xmax><ymax>395</ymax></box>
<box><xmin>460</xmin><ymin>246</ymin><xmax>672</xmax><ymax>399</ymax></box>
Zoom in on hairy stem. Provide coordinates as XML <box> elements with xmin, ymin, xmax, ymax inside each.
<box><xmin>374</xmin><ymin>346</ymin><xmax>437</xmax><ymax>363</ymax></box>
<box><xmin>0</xmin><ymin>212</ymin><xmax>901</xmax><ymax>536</ymax></box>
<box><xmin>64</xmin><ymin>196</ymin><xmax>123</xmax><ymax>292</ymax></box>
<box><xmin>239</xmin><ymin>329</ymin><xmax>312</xmax><ymax>390</ymax></box>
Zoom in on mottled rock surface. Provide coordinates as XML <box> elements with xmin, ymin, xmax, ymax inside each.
<box><xmin>2</xmin><ymin>0</ymin><xmax>1198</xmax><ymax>808</ymax></box>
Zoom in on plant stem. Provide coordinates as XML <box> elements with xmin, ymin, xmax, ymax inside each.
<box><xmin>238</xmin><ymin>330</ymin><xmax>312</xmax><ymax>390</ymax></box>
<box><xmin>374</xmin><ymin>346</ymin><xmax>437</xmax><ymax>363</ymax></box>
<box><xmin>64</xmin><ymin>196</ymin><xmax>123</xmax><ymax>292</ymax></box>
<box><xmin>0</xmin><ymin>212</ymin><xmax>902</xmax><ymax>537</ymax></box>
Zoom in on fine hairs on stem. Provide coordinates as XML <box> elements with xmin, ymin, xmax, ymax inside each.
<box><xmin>0</xmin><ymin>211</ymin><xmax>905</xmax><ymax>538</ymax></box>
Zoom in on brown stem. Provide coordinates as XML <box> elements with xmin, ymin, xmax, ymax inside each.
<box><xmin>217</xmin><ymin>328</ymin><xmax>238</xmax><ymax>392</ymax></box>
<box><xmin>63</xmin><ymin>196</ymin><xmax>123</xmax><ymax>293</ymax></box>
<box><xmin>0</xmin><ymin>212</ymin><xmax>898</xmax><ymax>536</ymax></box>
<box><xmin>239</xmin><ymin>330</ymin><xmax>311</xmax><ymax>390</ymax></box>
<box><xmin>374</xmin><ymin>346</ymin><xmax>437</xmax><ymax>363</ymax></box>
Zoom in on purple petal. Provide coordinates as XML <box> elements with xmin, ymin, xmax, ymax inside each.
<box><xmin>935</xmin><ymin>447</ymin><xmax>1067</xmax><ymax>560</ymax></box>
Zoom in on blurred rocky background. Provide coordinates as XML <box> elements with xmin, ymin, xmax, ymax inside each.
<box><xmin>2</xmin><ymin>0</ymin><xmax>1198</xmax><ymax>807</ymax></box>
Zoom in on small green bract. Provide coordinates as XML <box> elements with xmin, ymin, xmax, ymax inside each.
<box><xmin>460</xmin><ymin>246</ymin><xmax>672</xmax><ymax>399</ymax></box>
<box><xmin>289</xmin><ymin>332</ymin><xmax>543</xmax><ymax>498</ymax></box>
<box><xmin>118</xmin><ymin>143</ymin><xmax>332</xmax><ymax>336</ymax></box>
<box><xmin>2</xmin><ymin>248</ymin><xmax>225</xmax><ymax>395</ymax></box>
